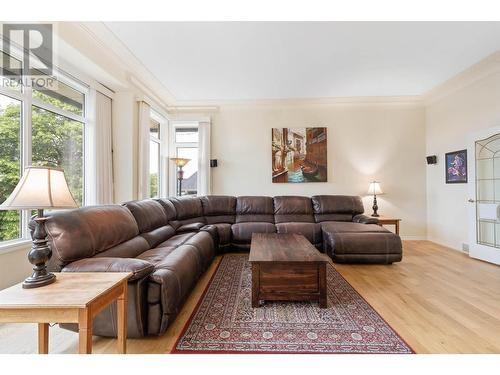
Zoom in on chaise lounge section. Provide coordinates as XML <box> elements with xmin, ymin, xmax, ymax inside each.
<box><xmin>39</xmin><ymin>194</ymin><xmax>402</xmax><ymax>338</ymax></box>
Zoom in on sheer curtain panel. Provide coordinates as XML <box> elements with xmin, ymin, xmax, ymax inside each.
<box><xmin>138</xmin><ymin>101</ymin><xmax>151</xmax><ymax>199</ymax></box>
<box><xmin>197</xmin><ymin>121</ymin><xmax>211</xmax><ymax>196</ymax></box>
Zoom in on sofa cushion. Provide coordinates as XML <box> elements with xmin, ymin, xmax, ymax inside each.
<box><xmin>183</xmin><ymin>231</ymin><xmax>215</xmax><ymax>270</ymax></box>
<box><xmin>136</xmin><ymin>247</ymin><xmax>177</xmax><ymax>265</ymax></box>
<box><xmin>157</xmin><ymin>232</ymin><xmax>196</xmax><ymax>248</ymax></box>
<box><xmin>141</xmin><ymin>226</ymin><xmax>177</xmax><ymax>248</ymax></box>
<box><xmin>123</xmin><ymin>199</ymin><xmax>176</xmax><ymax>248</ymax></box>
<box><xmin>273</xmin><ymin>196</ymin><xmax>314</xmax><ymax>223</ymax></box>
<box><xmin>44</xmin><ymin>205</ymin><xmax>140</xmax><ymax>270</ymax></box>
<box><xmin>311</xmin><ymin>195</ymin><xmax>364</xmax><ymax>222</ymax></box>
<box><xmin>235</xmin><ymin>196</ymin><xmax>274</xmax><ymax>223</ymax></box>
<box><xmin>201</xmin><ymin>196</ymin><xmax>236</xmax><ymax>224</ymax></box>
<box><xmin>147</xmin><ymin>244</ymin><xmax>204</xmax><ymax>332</ymax></box>
<box><xmin>321</xmin><ymin>222</ymin><xmax>390</xmax><ymax>233</ymax></box>
<box><xmin>275</xmin><ymin>222</ymin><xmax>322</xmax><ymax>244</ymax></box>
<box><xmin>231</xmin><ymin>222</ymin><xmax>276</xmax><ymax>243</ymax></box>
<box><xmin>323</xmin><ymin>232</ymin><xmax>402</xmax><ymax>255</ymax></box>
<box><xmin>155</xmin><ymin>198</ymin><xmax>177</xmax><ymax>221</ymax></box>
<box><xmin>176</xmin><ymin>222</ymin><xmax>205</xmax><ymax>233</ymax></box>
<box><xmin>212</xmin><ymin>223</ymin><xmax>232</xmax><ymax>246</ymax></box>
<box><xmin>62</xmin><ymin>257</ymin><xmax>154</xmax><ymax>281</ymax></box>
<box><xmin>169</xmin><ymin>196</ymin><xmax>204</xmax><ymax>220</ymax></box>
<box><xmin>169</xmin><ymin>196</ymin><xmax>206</xmax><ymax>228</ymax></box>
<box><xmin>94</xmin><ymin>236</ymin><xmax>150</xmax><ymax>259</ymax></box>
<box><xmin>122</xmin><ymin>199</ymin><xmax>168</xmax><ymax>233</ymax></box>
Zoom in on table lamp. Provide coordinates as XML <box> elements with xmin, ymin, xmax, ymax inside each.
<box><xmin>367</xmin><ymin>181</ymin><xmax>383</xmax><ymax>217</ymax></box>
<box><xmin>170</xmin><ymin>158</ymin><xmax>191</xmax><ymax>196</ymax></box>
<box><xmin>0</xmin><ymin>166</ymin><xmax>78</xmax><ymax>288</ymax></box>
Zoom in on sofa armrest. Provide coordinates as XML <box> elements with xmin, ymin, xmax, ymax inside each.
<box><xmin>353</xmin><ymin>214</ymin><xmax>379</xmax><ymax>224</ymax></box>
<box><xmin>200</xmin><ymin>224</ymin><xmax>220</xmax><ymax>247</ymax></box>
<box><xmin>176</xmin><ymin>222</ymin><xmax>205</xmax><ymax>233</ymax></box>
<box><xmin>62</xmin><ymin>257</ymin><xmax>155</xmax><ymax>281</ymax></box>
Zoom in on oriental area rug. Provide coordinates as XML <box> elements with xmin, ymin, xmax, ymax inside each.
<box><xmin>173</xmin><ymin>254</ymin><xmax>413</xmax><ymax>354</ymax></box>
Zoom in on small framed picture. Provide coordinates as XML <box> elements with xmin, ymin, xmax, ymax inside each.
<box><xmin>445</xmin><ymin>149</ymin><xmax>468</xmax><ymax>183</ymax></box>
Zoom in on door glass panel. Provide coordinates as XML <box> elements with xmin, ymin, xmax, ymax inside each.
<box><xmin>479</xmin><ymin>221</ymin><xmax>495</xmax><ymax>245</ymax></box>
<box><xmin>478</xmin><ymin>180</ymin><xmax>494</xmax><ymax>201</ymax></box>
<box><xmin>476</xmin><ymin>133</ymin><xmax>500</xmax><ymax>248</ymax></box>
<box><xmin>477</xmin><ymin>158</ymin><xmax>493</xmax><ymax>179</ymax></box>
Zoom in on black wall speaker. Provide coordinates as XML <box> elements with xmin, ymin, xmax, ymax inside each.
<box><xmin>210</xmin><ymin>159</ymin><xmax>218</xmax><ymax>168</ymax></box>
<box><xmin>426</xmin><ymin>155</ymin><xmax>437</xmax><ymax>165</ymax></box>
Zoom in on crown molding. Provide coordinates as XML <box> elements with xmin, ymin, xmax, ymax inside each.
<box><xmin>423</xmin><ymin>50</ymin><xmax>500</xmax><ymax>105</ymax></box>
<box><xmin>169</xmin><ymin>95</ymin><xmax>424</xmax><ymax>108</ymax></box>
<box><xmin>76</xmin><ymin>22</ymin><xmax>178</xmax><ymax>105</ymax></box>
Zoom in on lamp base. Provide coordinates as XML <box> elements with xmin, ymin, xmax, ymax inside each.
<box><xmin>22</xmin><ymin>272</ymin><xmax>56</xmax><ymax>289</ymax></box>
<box><xmin>371</xmin><ymin>194</ymin><xmax>379</xmax><ymax>217</ymax></box>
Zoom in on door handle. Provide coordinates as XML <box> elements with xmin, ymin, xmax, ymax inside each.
<box><xmin>468</xmin><ymin>199</ymin><xmax>475</xmax><ymax>203</ymax></box>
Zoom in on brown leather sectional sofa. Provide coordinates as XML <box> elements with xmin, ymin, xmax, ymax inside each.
<box><xmin>40</xmin><ymin>195</ymin><xmax>402</xmax><ymax>338</ymax></box>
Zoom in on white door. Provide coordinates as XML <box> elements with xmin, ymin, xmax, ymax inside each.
<box><xmin>468</xmin><ymin>126</ymin><xmax>500</xmax><ymax>265</ymax></box>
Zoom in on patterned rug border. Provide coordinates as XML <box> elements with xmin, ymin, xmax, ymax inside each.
<box><xmin>171</xmin><ymin>254</ymin><xmax>415</xmax><ymax>354</ymax></box>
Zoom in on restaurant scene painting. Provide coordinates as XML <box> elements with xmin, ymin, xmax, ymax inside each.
<box><xmin>272</xmin><ymin>127</ymin><xmax>327</xmax><ymax>183</ymax></box>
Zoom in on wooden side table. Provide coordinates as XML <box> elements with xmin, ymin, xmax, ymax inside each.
<box><xmin>376</xmin><ymin>216</ymin><xmax>401</xmax><ymax>235</ymax></box>
<box><xmin>0</xmin><ymin>272</ymin><xmax>131</xmax><ymax>354</ymax></box>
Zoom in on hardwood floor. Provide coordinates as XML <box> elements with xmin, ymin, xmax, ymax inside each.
<box><xmin>0</xmin><ymin>240</ymin><xmax>499</xmax><ymax>354</ymax></box>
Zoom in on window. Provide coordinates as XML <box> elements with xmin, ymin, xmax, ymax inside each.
<box><xmin>149</xmin><ymin>117</ymin><xmax>161</xmax><ymax>198</ymax></box>
<box><xmin>0</xmin><ymin>94</ymin><xmax>22</xmax><ymax>241</ymax></box>
<box><xmin>31</xmin><ymin>106</ymin><xmax>84</xmax><ymax>205</ymax></box>
<box><xmin>0</xmin><ymin>47</ymin><xmax>89</xmax><ymax>244</ymax></box>
<box><xmin>171</xmin><ymin>123</ymin><xmax>199</xmax><ymax>196</ymax></box>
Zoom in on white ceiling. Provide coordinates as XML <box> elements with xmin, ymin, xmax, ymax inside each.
<box><xmin>105</xmin><ymin>22</ymin><xmax>500</xmax><ymax>101</ymax></box>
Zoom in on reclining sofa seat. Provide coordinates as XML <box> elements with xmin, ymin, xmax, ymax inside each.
<box><xmin>200</xmin><ymin>195</ymin><xmax>236</xmax><ymax>249</ymax></box>
<box><xmin>311</xmin><ymin>195</ymin><xmax>403</xmax><ymax>263</ymax></box>
<box><xmin>124</xmin><ymin>199</ymin><xmax>215</xmax><ymax>335</ymax></box>
<box><xmin>273</xmin><ymin>196</ymin><xmax>322</xmax><ymax>249</ymax></box>
<box><xmin>231</xmin><ymin>196</ymin><xmax>276</xmax><ymax>250</ymax></box>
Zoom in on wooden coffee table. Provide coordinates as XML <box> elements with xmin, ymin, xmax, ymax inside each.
<box><xmin>249</xmin><ymin>233</ymin><xmax>329</xmax><ymax>308</ymax></box>
<box><xmin>0</xmin><ymin>272</ymin><xmax>131</xmax><ymax>354</ymax></box>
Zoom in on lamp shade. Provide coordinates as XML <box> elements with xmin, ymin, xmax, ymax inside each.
<box><xmin>0</xmin><ymin>166</ymin><xmax>78</xmax><ymax>210</ymax></box>
<box><xmin>367</xmin><ymin>181</ymin><xmax>383</xmax><ymax>195</ymax></box>
<box><xmin>170</xmin><ymin>158</ymin><xmax>191</xmax><ymax>167</ymax></box>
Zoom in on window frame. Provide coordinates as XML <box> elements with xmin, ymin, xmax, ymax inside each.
<box><xmin>169</xmin><ymin>121</ymin><xmax>200</xmax><ymax>196</ymax></box>
<box><xmin>150</xmin><ymin>109</ymin><xmax>168</xmax><ymax>198</ymax></box>
<box><xmin>149</xmin><ymin>114</ymin><xmax>161</xmax><ymax>199</ymax></box>
<box><xmin>0</xmin><ymin>46</ymin><xmax>90</xmax><ymax>249</ymax></box>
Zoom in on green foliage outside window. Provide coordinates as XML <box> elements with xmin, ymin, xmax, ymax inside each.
<box><xmin>0</xmin><ymin>99</ymin><xmax>21</xmax><ymax>241</ymax></box>
<box><xmin>0</xmin><ymin>90</ymin><xmax>84</xmax><ymax>241</ymax></box>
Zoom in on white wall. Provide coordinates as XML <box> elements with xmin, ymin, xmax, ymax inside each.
<box><xmin>426</xmin><ymin>71</ymin><xmax>500</xmax><ymax>250</ymax></box>
<box><xmin>211</xmin><ymin>101</ymin><xmax>427</xmax><ymax>239</ymax></box>
<box><xmin>0</xmin><ymin>244</ymin><xmax>32</xmax><ymax>289</ymax></box>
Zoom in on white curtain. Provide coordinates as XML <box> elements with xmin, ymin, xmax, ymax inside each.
<box><xmin>197</xmin><ymin>121</ymin><xmax>211</xmax><ymax>196</ymax></box>
<box><xmin>94</xmin><ymin>92</ymin><xmax>114</xmax><ymax>204</ymax></box>
<box><xmin>137</xmin><ymin>101</ymin><xmax>151</xmax><ymax>199</ymax></box>
<box><xmin>85</xmin><ymin>90</ymin><xmax>113</xmax><ymax>205</ymax></box>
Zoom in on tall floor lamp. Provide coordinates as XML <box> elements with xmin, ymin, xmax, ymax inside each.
<box><xmin>170</xmin><ymin>158</ymin><xmax>191</xmax><ymax>196</ymax></box>
<box><xmin>0</xmin><ymin>166</ymin><xmax>78</xmax><ymax>288</ymax></box>
<box><xmin>367</xmin><ymin>181</ymin><xmax>383</xmax><ymax>217</ymax></box>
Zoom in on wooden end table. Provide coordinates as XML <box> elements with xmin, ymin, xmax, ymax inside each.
<box><xmin>376</xmin><ymin>216</ymin><xmax>401</xmax><ymax>235</ymax></box>
<box><xmin>249</xmin><ymin>233</ymin><xmax>330</xmax><ymax>308</ymax></box>
<box><xmin>0</xmin><ymin>272</ymin><xmax>131</xmax><ymax>354</ymax></box>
